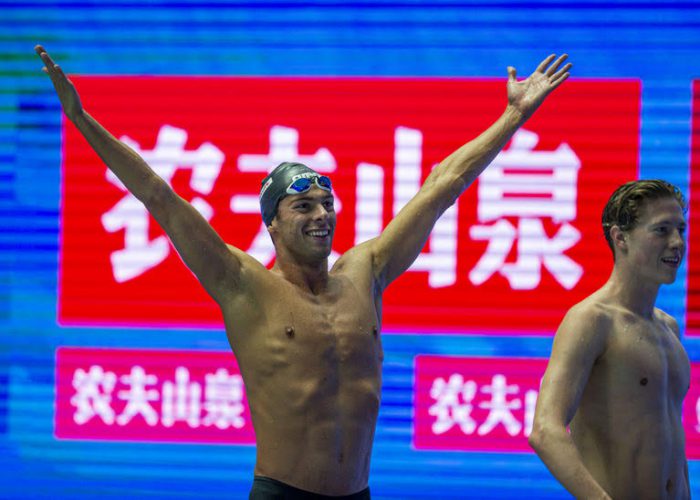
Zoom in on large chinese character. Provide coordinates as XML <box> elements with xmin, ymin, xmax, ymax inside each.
<box><xmin>71</xmin><ymin>365</ymin><xmax>117</xmax><ymax>425</ymax></box>
<box><xmin>355</xmin><ymin>127</ymin><xmax>458</xmax><ymax>287</ymax></box>
<box><xmin>522</xmin><ymin>388</ymin><xmax>539</xmax><ymax>437</ymax></box>
<box><xmin>230</xmin><ymin>125</ymin><xmax>339</xmax><ymax>265</ymax></box>
<box><xmin>428</xmin><ymin>373</ymin><xmax>478</xmax><ymax>435</ymax></box>
<box><xmin>477</xmin><ymin>374</ymin><xmax>522</xmax><ymax>436</ymax></box>
<box><xmin>161</xmin><ymin>367</ymin><xmax>202</xmax><ymax>427</ymax></box>
<box><xmin>116</xmin><ymin>366</ymin><xmax>160</xmax><ymax>426</ymax></box>
<box><xmin>202</xmin><ymin>368</ymin><xmax>245</xmax><ymax>429</ymax></box>
<box><xmin>469</xmin><ymin>129</ymin><xmax>583</xmax><ymax>290</ymax></box>
<box><xmin>101</xmin><ymin>125</ymin><xmax>224</xmax><ymax>282</ymax></box>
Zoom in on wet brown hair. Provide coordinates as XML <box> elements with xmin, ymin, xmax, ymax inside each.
<box><xmin>602</xmin><ymin>179</ymin><xmax>687</xmax><ymax>256</ymax></box>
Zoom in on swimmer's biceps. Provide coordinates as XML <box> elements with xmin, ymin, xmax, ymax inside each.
<box><xmin>541</xmin><ymin>310</ymin><xmax>606</xmax><ymax>423</ymax></box>
<box><xmin>155</xmin><ymin>193</ymin><xmax>245</xmax><ymax>301</ymax></box>
<box><xmin>227</xmin><ymin>245</ymin><xmax>273</xmax><ymax>284</ymax></box>
<box><xmin>368</xmin><ymin>188</ymin><xmax>442</xmax><ymax>290</ymax></box>
<box><xmin>336</xmin><ymin>240</ymin><xmax>381</xmax><ymax>288</ymax></box>
<box><xmin>530</xmin><ymin>312</ymin><xmax>615</xmax><ymax>498</ymax></box>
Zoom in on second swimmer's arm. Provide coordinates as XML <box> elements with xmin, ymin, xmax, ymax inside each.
<box><xmin>529</xmin><ymin>306</ymin><xmax>612</xmax><ymax>499</ymax></box>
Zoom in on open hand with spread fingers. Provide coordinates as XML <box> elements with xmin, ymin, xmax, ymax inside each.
<box><xmin>507</xmin><ymin>54</ymin><xmax>571</xmax><ymax>121</ymax></box>
<box><xmin>35</xmin><ymin>45</ymin><xmax>84</xmax><ymax>123</ymax></box>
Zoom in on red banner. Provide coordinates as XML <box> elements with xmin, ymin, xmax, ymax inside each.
<box><xmin>54</xmin><ymin>347</ymin><xmax>255</xmax><ymax>444</ymax></box>
<box><xmin>59</xmin><ymin>77</ymin><xmax>640</xmax><ymax>333</ymax></box>
<box><xmin>688</xmin><ymin>80</ymin><xmax>700</xmax><ymax>336</ymax></box>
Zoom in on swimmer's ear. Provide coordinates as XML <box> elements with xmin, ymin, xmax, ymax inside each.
<box><xmin>267</xmin><ymin>218</ymin><xmax>278</xmax><ymax>238</ymax></box>
<box><xmin>610</xmin><ymin>225</ymin><xmax>627</xmax><ymax>253</ymax></box>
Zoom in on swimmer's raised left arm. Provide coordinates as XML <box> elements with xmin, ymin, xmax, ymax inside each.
<box><xmin>36</xmin><ymin>45</ymin><xmax>246</xmax><ymax>304</ymax></box>
<box><xmin>367</xmin><ymin>54</ymin><xmax>571</xmax><ymax>291</ymax></box>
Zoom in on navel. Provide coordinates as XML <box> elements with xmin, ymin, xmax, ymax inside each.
<box><xmin>338</xmin><ymin>452</ymin><xmax>344</xmax><ymax>464</ymax></box>
<box><xmin>372</xmin><ymin>326</ymin><xmax>378</xmax><ymax>338</ymax></box>
<box><xmin>640</xmin><ymin>377</ymin><xmax>648</xmax><ymax>386</ymax></box>
<box><xmin>666</xmin><ymin>478</ymin><xmax>673</xmax><ymax>492</ymax></box>
<box><xmin>285</xmin><ymin>326</ymin><xmax>295</xmax><ymax>339</ymax></box>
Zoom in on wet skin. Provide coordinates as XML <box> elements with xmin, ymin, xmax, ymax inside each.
<box><xmin>220</xmin><ymin>188</ymin><xmax>385</xmax><ymax>494</ymax></box>
<box><xmin>531</xmin><ymin>197</ymin><xmax>690</xmax><ymax>499</ymax></box>
<box><xmin>570</xmin><ymin>300</ymin><xmax>689</xmax><ymax>499</ymax></box>
<box><xmin>222</xmin><ymin>254</ymin><xmax>384</xmax><ymax>494</ymax></box>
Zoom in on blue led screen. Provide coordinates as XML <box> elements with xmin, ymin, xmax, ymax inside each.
<box><xmin>3</xmin><ymin>1</ymin><xmax>700</xmax><ymax>498</ymax></box>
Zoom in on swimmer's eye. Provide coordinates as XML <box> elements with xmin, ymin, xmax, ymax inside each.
<box><xmin>654</xmin><ymin>225</ymin><xmax>687</xmax><ymax>238</ymax></box>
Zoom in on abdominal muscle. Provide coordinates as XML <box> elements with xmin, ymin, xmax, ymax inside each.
<box><xmin>221</xmin><ymin>258</ymin><xmax>384</xmax><ymax>496</ymax></box>
<box><xmin>249</xmin><ymin>358</ymin><xmax>381</xmax><ymax>495</ymax></box>
<box><xmin>568</xmin><ymin>305</ymin><xmax>691</xmax><ymax>499</ymax></box>
<box><xmin>572</xmin><ymin>400</ymin><xmax>687</xmax><ymax>499</ymax></box>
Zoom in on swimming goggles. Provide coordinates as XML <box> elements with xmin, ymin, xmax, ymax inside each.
<box><xmin>285</xmin><ymin>175</ymin><xmax>332</xmax><ymax>195</ymax></box>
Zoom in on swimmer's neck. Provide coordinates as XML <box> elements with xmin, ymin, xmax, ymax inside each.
<box><xmin>603</xmin><ymin>267</ymin><xmax>660</xmax><ymax>319</ymax></box>
<box><xmin>271</xmin><ymin>255</ymin><xmax>330</xmax><ymax>295</ymax></box>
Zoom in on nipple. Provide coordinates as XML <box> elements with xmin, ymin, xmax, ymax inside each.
<box><xmin>285</xmin><ymin>326</ymin><xmax>295</xmax><ymax>339</ymax></box>
<box><xmin>640</xmin><ymin>377</ymin><xmax>648</xmax><ymax>386</ymax></box>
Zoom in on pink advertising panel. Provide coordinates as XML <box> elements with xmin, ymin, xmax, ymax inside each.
<box><xmin>55</xmin><ymin>347</ymin><xmax>255</xmax><ymax>444</ymax></box>
<box><xmin>414</xmin><ymin>355</ymin><xmax>546</xmax><ymax>452</ymax></box>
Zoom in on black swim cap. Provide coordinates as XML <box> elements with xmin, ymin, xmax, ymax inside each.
<box><xmin>259</xmin><ymin>162</ymin><xmax>323</xmax><ymax>226</ymax></box>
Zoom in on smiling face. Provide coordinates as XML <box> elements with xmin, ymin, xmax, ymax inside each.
<box><xmin>615</xmin><ymin>196</ymin><xmax>686</xmax><ymax>285</ymax></box>
<box><xmin>268</xmin><ymin>186</ymin><xmax>336</xmax><ymax>265</ymax></box>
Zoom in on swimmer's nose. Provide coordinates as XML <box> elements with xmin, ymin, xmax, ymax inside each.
<box><xmin>669</xmin><ymin>227</ymin><xmax>685</xmax><ymax>251</ymax></box>
<box><xmin>312</xmin><ymin>202</ymin><xmax>331</xmax><ymax>221</ymax></box>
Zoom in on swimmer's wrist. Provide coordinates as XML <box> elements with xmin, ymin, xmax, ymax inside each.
<box><xmin>504</xmin><ymin>103</ymin><xmax>528</xmax><ymax>126</ymax></box>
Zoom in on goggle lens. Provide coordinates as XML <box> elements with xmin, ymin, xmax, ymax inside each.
<box><xmin>316</xmin><ymin>176</ymin><xmax>332</xmax><ymax>190</ymax></box>
<box><xmin>286</xmin><ymin>175</ymin><xmax>332</xmax><ymax>195</ymax></box>
<box><xmin>288</xmin><ymin>178</ymin><xmax>313</xmax><ymax>193</ymax></box>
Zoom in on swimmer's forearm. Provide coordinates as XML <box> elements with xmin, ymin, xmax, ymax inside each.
<box><xmin>369</xmin><ymin>105</ymin><xmax>526</xmax><ymax>287</ymax></box>
<box><xmin>72</xmin><ymin>111</ymin><xmax>165</xmax><ymax>203</ymax></box>
<box><xmin>427</xmin><ymin>54</ymin><xmax>570</xmax><ymax>208</ymax></box>
<box><xmin>529</xmin><ymin>428</ymin><xmax>612</xmax><ymax>499</ymax></box>
<box><xmin>429</xmin><ymin>105</ymin><xmax>524</xmax><ymax>207</ymax></box>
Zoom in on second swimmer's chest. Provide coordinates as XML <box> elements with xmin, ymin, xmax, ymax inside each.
<box><xmin>602</xmin><ymin>326</ymin><xmax>689</xmax><ymax>396</ymax></box>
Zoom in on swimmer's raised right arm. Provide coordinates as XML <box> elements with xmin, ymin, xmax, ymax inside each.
<box><xmin>529</xmin><ymin>304</ymin><xmax>612</xmax><ymax>500</ymax></box>
<box><xmin>36</xmin><ymin>45</ymin><xmax>245</xmax><ymax>304</ymax></box>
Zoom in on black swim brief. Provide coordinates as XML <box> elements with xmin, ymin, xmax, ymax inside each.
<box><xmin>249</xmin><ymin>476</ymin><xmax>371</xmax><ymax>500</ymax></box>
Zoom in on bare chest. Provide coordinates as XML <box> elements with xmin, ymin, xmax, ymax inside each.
<box><xmin>596</xmin><ymin>319</ymin><xmax>689</xmax><ymax>405</ymax></box>
<box><xmin>235</xmin><ymin>276</ymin><xmax>384</xmax><ymax>385</ymax></box>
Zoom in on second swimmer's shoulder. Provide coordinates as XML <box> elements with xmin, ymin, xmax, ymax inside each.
<box><xmin>563</xmin><ymin>291</ymin><xmax>618</xmax><ymax>331</ymax></box>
